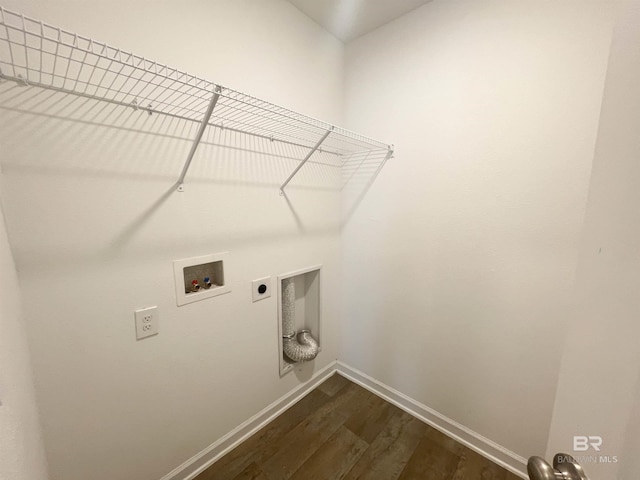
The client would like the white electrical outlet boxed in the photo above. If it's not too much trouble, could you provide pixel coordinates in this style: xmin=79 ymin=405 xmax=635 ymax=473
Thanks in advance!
xmin=134 ymin=306 xmax=159 ymax=340
xmin=252 ymin=277 xmax=272 ymax=302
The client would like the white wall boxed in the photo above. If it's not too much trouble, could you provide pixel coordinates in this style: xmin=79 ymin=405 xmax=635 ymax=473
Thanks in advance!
xmin=0 ymin=1 xmax=344 ymax=479
xmin=546 ymin=2 xmax=640 ymax=479
xmin=0 ymin=169 xmax=49 ymax=480
xmin=619 ymin=377 xmax=640 ymax=479
xmin=341 ymin=0 xmax=614 ymax=459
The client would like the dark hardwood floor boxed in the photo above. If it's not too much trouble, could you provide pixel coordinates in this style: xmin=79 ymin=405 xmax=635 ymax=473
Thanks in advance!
xmin=195 ymin=374 xmax=523 ymax=480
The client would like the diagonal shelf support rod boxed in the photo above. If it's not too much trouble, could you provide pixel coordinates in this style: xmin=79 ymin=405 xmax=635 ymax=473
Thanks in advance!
xmin=280 ymin=127 xmax=334 ymax=195
xmin=176 ymin=85 xmax=222 ymax=192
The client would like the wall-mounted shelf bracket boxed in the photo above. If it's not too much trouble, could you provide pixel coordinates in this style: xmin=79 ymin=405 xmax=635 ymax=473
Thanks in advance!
xmin=176 ymin=85 xmax=222 ymax=192
xmin=279 ymin=127 xmax=334 ymax=195
xmin=380 ymin=146 xmax=395 ymax=168
xmin=0 ymin=67 xmax=27 ymax=87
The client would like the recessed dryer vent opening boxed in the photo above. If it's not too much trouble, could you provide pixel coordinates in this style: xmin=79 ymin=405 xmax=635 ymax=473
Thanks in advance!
xmin=173 ymin=253 xmax=230 ymax=306
xmin=278 ymin=266 xmax=321 ymax=376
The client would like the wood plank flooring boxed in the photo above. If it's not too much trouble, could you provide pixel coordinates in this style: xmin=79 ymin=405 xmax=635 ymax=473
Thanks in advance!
xmin=195 ymin=374 xmax=522 ymax=480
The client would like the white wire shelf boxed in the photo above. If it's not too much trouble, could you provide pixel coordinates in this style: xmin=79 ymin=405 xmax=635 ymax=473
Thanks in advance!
xmin=0 ymin=6 xmax=393 ymax=192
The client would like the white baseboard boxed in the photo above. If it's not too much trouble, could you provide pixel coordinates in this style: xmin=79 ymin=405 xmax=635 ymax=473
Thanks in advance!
xmin=160 ymin=359 xmax=528 ymax=480
xmin=159 ymin=361 xmax=337 ymax=480
xmin=335 ymin=361 xmax=528 ymax=479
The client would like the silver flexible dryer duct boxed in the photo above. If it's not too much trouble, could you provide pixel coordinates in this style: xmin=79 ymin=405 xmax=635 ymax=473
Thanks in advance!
xmin=282 ymin=277 xmax=319 ymax=362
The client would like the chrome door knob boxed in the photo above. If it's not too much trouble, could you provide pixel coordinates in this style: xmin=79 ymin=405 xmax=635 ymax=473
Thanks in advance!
xmin=527 ymin=453 xmax=589 ymax=480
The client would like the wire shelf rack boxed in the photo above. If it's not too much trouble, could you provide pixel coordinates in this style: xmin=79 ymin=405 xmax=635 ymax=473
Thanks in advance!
xmin=0 ymin=6 xmax=393 ymax=192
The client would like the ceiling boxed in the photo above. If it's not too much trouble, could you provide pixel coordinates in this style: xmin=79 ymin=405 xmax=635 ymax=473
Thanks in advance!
xmin=286 ymin=0 xmax=432 ymax=43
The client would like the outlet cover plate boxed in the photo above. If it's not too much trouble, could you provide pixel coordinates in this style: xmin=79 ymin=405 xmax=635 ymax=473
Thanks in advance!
xmin=252 ymin=277 xmax=272 ymax=302
xmin=134 ymin=306 xmax=159 ymax=340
